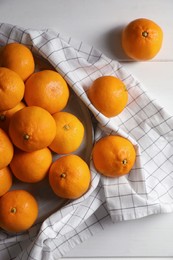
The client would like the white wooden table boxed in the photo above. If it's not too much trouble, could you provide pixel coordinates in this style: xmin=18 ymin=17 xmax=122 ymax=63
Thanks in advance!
xmin=0 ymin=0 xmax=173 ymax=258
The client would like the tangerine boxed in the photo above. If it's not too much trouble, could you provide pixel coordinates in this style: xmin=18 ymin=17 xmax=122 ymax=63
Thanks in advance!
xmin=9 ymin=106 xmax=56 ymax=152
xmin=0 ymin=167 xmax=13 ymax=197
xmin=49 ymin=112 xmax=84 ymax=154
xmin=122 ymin=18 xmax=163 ymax=60
xmin=0 ymin=102 xmax=26 ymax=133
xmin=0 ymin=67 xmax=25 ymax=111
xmin=0 ymin=46 xmax=3 ymax=65
xmin=92 ymin=135 xmax=136 ymax=178
xmin=49 ymin=154 xmax=91 ymax=199
xmin=24 ymin=70 xmax=69 ymax=114
xmin=0 ymin=128 xmax=14 ymax=170
xmin=0 ymin=42 xmax=35 ymax=81
xmin=0 ymin=190 xmax=38 ymax=233
xmin=10 ymin=148 xmax=52 ymax=183
xmin=87 ymin=76 xmax=128 ymax=117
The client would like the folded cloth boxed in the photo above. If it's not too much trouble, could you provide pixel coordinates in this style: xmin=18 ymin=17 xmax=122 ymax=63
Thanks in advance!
xmin=0 ymin=23 xmax=173 ymax=260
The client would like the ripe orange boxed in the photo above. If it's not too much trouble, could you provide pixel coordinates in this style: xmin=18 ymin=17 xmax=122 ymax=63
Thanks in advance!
xmin=0 ymin=67 xmax=25 ymax=111
xmin=24 ymin=70 xmax=69 ymax=114
xmin=0 ymin=190 xmax=38 ymax=233
xmin=10 ymin=148 xmax=52 ymax=183
xmin=9 ymin=106 xmax=56 ymax=152
xmin=0 ymin=42 xmax=35 ymax=81
xmin=122 ymin=18 xmax=163 ymax=61
xmin=0 ymin=167 xmax=13 ymax=197
xmin=0 ymin=128 xmax=14 ymax=170
xmin=0 ymin=46 xmax=3 ymax=65
xmin=87 ymin=76 xmax=128 ymax=117
xmin=49 ymin=112 xmax=84 ymax=154
xmin=92 ymin=135 xmax=136 ymax=178
xmin=0 ymin=102 xmax=26 ymax=132
xmin=49 ymin=155 xmax=91 ymax=199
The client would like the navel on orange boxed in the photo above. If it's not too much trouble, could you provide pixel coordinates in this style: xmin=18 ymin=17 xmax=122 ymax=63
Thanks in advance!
xmin=0 ymin=128 xmax=14 ymax=170
xmin=0 ymin=67 xmax=25 ymax=111
xmin=49 ymin=155 xmax=91 ymax=199
xmin=49 ymin=112 xmax=84 ymax=154
xmin=92 ymin=135 xmax=136 ymax=178
xmin=0 ymin=167 xmax=13 ymax=197
xmin=10 ymin=148 xmax=52 ymax=183
xmin=0 ymin=190 xmax=38 ymax=233
xmin=9 ymin=106 xmax=56 ymax=152
xmin=24 ymin=70 xmax=69 ymax=114
xmin=0 ymin=42 xmax=35 ymax=81
xmin=87 ymin=76 xmax=128 ymax=117
xmin=122 ymin=18 xmax=163 ymax=60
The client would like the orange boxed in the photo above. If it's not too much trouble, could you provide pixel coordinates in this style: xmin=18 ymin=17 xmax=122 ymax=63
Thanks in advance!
xmin=0 ymin=102 xmax=26 ymax=133
xmin=0 ymin=46 xmax=4 ymax=65
xmin=0 ymin=190 xmax=38 ymax=233
xmin=122 ymin=18 xmax=163 ymax=61
xmin=92 ymin=135 xmax=136 ymax=178
xmin=0 ymin=167 xmax=13 ymax=197
xmin=24 ymin=70 xmax=69 ymax=114
xmin=49 ymin=112 xmax=84 ymax=154
xmin=87 ymin=76 xmax=128 ymax=117
xmin=10 ymin=148 xmax=52 ymax=183
xmin=9 ymin=106 xmax=56 ymax=152
xmin=0 ymin=42 xmax=35 ymax=81
xmin=0 ymin=67 xmax=25 ymax=111
xmin=0 ymin=128 xmax=14 ymax=170
xmin=49 ymin=154 xmax=91 ymax=199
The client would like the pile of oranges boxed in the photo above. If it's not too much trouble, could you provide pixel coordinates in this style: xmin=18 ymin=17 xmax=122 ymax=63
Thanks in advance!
xmin=1 ymin=16 xmax=162 ymax=234
xmin=0 ymin=42 xmax=91 ymax=233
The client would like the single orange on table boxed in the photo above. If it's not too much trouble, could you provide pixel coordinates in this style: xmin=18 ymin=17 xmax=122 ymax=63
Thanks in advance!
xmin=87 ymin=76 xmax=128 ymax=118
xmin=49 ymin=154 xmax=91 ymax=199
xmin=0 ymin=128 xmax=14 ymax=170
xmin=10 ymin=147 xmax=52 ymax=183
xmin=0 ymin=67 xmax=25 ymax=111
xmin=0 ymin=42 xmax=35 ymax=81
xmin=122 ymin=18 xmax=163 ymax=61
xmin=0 ymin=102 xmax=26 ymax=132
xmin=49 ymin=112 xmax=84 ymax=154
xmin=9 ymin=106 xmax=56 ymax=152
xmin=0 ymin=167 xmax=13 ymax=197
xmin=24 ymin=70 xmax=69 ymax=114
xmin=0 ymin=190 xmax=38 ymax=233
xmin=92 ymin=135 xmax=136 ymax=178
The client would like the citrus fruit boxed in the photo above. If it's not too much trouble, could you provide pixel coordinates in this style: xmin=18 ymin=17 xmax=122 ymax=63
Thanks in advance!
xmin=0 ymin=190 xmax=38 ymax=233
xmin=0 ymin=128 xmax=14 ymax=170
xmin=49 ymin=112 xmax=84 ymax=154
xmin=10 ymin=148 xmax=52 ymax=183
xmin=0 ymin=167 xmax=13 ymax=197
xmin=0 ymin=42 xmax=35 ymax=81
xmin=0 ymin=67 xmax=25 ymax=111
xmin=92 ymin=135 xmax=136 ymax=178
xmin=24 ymin=70 xmax=69 ymax=114
xmin=9 ymin=106 xmax=56 ymax=152
xmin=0 ymin=102 xmax=26 ymax=132
xmin=122 ymin=18 xmax=163 ymax=60
xmin=87 ymin=76 xmax=128 ymax=117
xmin=49 ymin=154 xmax=91 ymax=199
xmin=0 ymin=46 xmax=4 ymax=65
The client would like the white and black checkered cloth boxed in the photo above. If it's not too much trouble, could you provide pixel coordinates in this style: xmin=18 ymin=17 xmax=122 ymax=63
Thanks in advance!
xmin=0 ymin=23 xmax=173 ymax=260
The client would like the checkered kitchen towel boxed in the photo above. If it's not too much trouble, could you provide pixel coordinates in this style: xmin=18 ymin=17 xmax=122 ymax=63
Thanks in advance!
xmin=1 ymin=23 xmax=173 ymax=260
